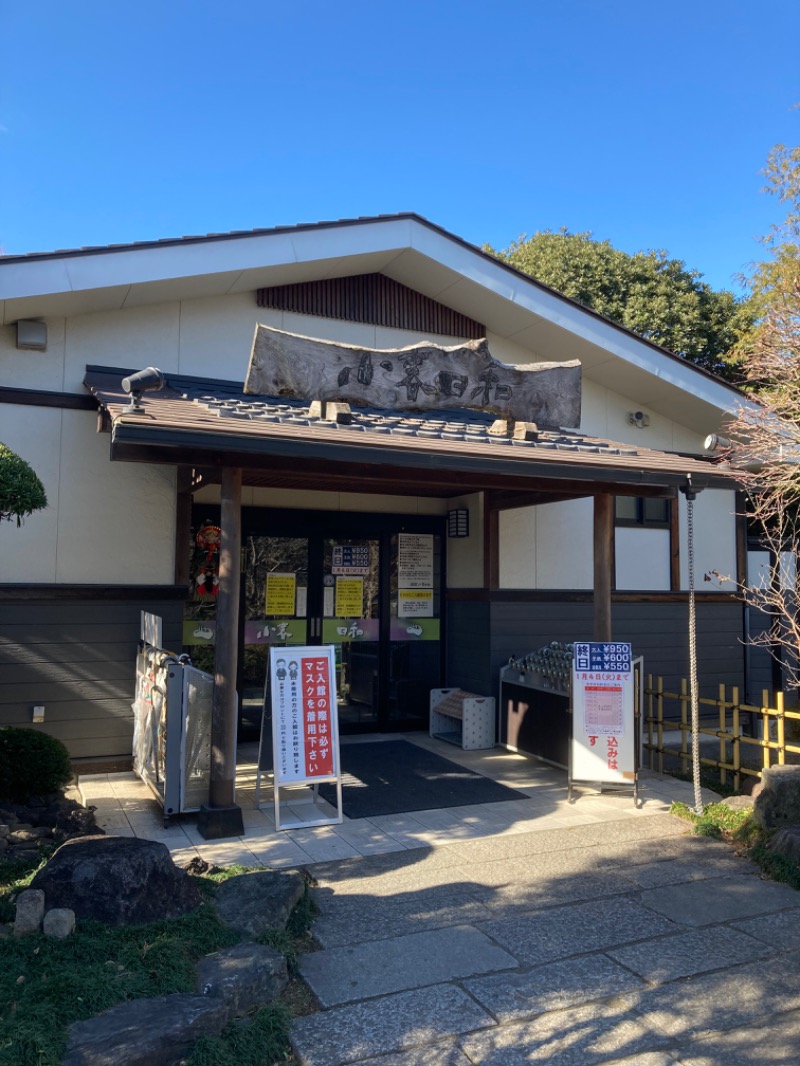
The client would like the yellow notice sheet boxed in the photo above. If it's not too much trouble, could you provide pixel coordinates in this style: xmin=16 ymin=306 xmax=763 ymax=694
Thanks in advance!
xmin=265 ymin=572 xmax=297 ymax=616
xmin=335 ymin=576 xmax=364 ymax=617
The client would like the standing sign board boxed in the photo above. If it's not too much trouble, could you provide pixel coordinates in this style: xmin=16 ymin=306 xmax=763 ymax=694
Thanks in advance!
xmin=569 ymin=642 xmax=639 ymax=805
xmin=264 ymin=645 xmax=343 ymax=830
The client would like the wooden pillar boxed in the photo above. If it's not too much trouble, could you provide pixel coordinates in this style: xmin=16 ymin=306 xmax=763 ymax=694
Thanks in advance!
xmin=483 ymin=492 xmax=499 ymax=589
xmin=593 ymin=493 xmax=614 ymax=642
xmin=199 ymin=466 xmax=244 ymax=838
xmin=174 ymin=466 xmax=193 ymax=587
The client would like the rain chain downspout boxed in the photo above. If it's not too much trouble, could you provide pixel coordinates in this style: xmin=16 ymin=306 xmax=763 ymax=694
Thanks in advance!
xmin=680 ymin=476 xmax=704 ymax=815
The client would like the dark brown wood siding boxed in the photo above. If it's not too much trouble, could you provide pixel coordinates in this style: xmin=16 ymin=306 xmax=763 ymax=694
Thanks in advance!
xmin=257 ymin=273 xmax=485 ymax=338
xmin=0 ymin=594 xmax=185 ymax=763
xmin=446 ymin=595 xmax=746 ymax=708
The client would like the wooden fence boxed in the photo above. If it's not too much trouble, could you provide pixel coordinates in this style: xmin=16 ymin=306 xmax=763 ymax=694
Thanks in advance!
xmin=642 ymin=676 xmax=800 ymax=793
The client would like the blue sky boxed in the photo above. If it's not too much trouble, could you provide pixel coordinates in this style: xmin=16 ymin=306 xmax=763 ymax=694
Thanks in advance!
xmin=2 ymin=1 xmax=798 ymax=294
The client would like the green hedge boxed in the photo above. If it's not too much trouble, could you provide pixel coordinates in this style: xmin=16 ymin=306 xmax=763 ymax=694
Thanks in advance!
xmin=0 ymin=728 xmax=73 ymax=801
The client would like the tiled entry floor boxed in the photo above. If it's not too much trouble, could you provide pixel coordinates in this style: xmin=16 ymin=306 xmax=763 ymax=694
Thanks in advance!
xmin=77 ymin=734 xmax=718 ymax=869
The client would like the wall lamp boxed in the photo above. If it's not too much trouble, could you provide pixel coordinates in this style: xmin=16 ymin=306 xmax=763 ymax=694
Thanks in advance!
xmin=704 ymin=434 xmax=731 ymax=453
xmin=447 ymin=508 xmax=470 ymax=538
xmin=121 ymin=367 xmax=166 ymax=414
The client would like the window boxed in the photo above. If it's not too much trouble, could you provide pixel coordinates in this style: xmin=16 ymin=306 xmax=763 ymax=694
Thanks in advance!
xmin=615 ymin=497 xmax=670 ymax=528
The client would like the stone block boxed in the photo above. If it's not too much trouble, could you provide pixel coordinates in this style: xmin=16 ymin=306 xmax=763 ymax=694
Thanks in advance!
xmin=753 ymin=764 xmax=800 ymax=829
xmin=638 ymin=875 xmax=800 ymax=926
xmin=196 ymin=942 xmax=288 ymax=1015
xmin=767 ymin=825 xmax=800 ymax=863
xmin=290 ymin=984 xmax=494 ymax=1066
xmin=214 ymin=869 xmax=305 ymax=937
xmin=30 ymin=836 xmax=202 ymax=926
xmin=300 ymin=925 xmax=516 ymax=1007
xmin=43 ymin=908 xmax=75 ymax=938
xmin=63 ymin=992 xmax=230 ymax=1066
xmin=13 ymin=889 xmax=44 ymax=936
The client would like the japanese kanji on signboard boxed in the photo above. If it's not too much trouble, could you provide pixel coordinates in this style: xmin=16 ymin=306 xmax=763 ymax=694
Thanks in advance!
xmin=570 ymin=642 xmax=636 ymax=786
xmin=269 ymin=645 xmax=340 ymax=786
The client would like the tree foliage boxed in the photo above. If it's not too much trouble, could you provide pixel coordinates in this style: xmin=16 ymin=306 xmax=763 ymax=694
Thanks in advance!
xmin=723 ymin=136 xmax=800 ymax=688
xmin=484 ymin=229 xmax=753 ymax=381
xmin=0 ymin=443 xmax=48 ymax=526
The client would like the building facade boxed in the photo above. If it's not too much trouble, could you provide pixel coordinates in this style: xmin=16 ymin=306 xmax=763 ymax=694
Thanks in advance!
xmin=0 ymin=215 xmax=746 ymax=766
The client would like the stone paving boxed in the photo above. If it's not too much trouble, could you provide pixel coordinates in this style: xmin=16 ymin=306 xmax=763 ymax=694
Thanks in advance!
xmin=293 ymin=815 xmax=800 ymax=1065
xmin=75 ymin=735 xmax=800 ymax=1065
xmin=77 ymin=734 xmax=716 ymax=868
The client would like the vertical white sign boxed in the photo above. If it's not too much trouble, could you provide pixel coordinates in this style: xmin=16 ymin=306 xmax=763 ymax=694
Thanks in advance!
xmin=270 ymin=645 xmax=340 ymax=785
xmin=570 ymin=642 xmax=635 ymax=785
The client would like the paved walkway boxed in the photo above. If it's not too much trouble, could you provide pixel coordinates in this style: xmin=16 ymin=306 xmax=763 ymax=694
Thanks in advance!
xmin=76 ymin=736 xmax=800 ymax=1064
xmin=77 ymin=734 xmax=717 ymax=868
xmin=292 ymin=813 xmax=800 ymax=1066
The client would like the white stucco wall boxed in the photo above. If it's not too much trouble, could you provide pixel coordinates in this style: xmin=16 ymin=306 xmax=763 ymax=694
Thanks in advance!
xmin=499 ymin=498 xmax=594 ymax=589
xmin=615 ymin=528 xmax=671 ymax=590
xmin=0 ymin=290 xmax=736 ymax=594
xmin=1 ymin=405 xmax=176 ymax=583
xmin=444 ymin=494 xmax=484 ymax=588
xmin=679 ymin=489 xmax=738 ymax=592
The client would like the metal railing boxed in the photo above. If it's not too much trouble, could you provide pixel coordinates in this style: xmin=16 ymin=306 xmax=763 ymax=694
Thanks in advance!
xmin=643 ymin=676 xmax=800 ymax=793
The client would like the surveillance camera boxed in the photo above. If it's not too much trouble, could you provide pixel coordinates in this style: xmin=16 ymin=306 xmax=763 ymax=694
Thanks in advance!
xmin=627 ymin=411 xmax=650 ymax=428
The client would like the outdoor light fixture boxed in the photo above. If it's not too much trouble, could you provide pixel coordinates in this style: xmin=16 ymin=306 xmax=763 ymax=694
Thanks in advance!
xmin=121 ymin=367 xmax=166 ymax=414
xmin=447 ymin=508 xmax=469 ymax=538
xmin=704 ymin=434 xmax=731 ymax=452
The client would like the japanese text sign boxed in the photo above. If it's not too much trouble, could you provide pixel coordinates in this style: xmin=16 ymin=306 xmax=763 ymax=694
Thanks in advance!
xmin=269 ymin=645 xmax=339 ymax=785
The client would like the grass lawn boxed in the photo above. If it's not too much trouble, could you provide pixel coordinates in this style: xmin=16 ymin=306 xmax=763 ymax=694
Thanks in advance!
xmin=0 ymin=853 xmax=319 ymax=1066
xmin=671 ymin=800 xmax=800 ymax=891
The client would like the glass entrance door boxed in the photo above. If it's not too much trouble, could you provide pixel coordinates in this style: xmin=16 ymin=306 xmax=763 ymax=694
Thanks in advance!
xmin=185 ymin=509 xmax=444 ymax=736
xmin=321 ymin=537 xmax=381 ymax=728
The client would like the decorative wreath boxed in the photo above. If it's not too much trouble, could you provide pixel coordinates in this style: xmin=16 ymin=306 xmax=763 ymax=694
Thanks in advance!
xmin=196 ymin=524 xmax=221 ymax=553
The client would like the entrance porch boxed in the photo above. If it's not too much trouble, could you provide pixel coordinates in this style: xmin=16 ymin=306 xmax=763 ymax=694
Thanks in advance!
xmin=77 ymin=735 xmax=717 ymax=868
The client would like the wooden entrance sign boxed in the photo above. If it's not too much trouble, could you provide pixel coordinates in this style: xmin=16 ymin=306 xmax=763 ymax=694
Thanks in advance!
xmin=246 ymin=326 xmax=581 ymax=430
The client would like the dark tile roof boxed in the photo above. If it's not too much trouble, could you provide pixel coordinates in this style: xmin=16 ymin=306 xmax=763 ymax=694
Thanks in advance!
xmin=83 ymin=366 xmax=736 ymax=494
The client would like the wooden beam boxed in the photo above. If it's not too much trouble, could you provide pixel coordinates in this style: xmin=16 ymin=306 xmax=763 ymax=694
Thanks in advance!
xmin=593 ymin=493 xmax=614 ymax=641
xmin=735 ymin=490 xmax=748 ymax=590
xmin=484 ymin=494 xmax=499 ymax=589
xmin=669 ymin=495 xmax=681 ymax=592
xmin=207 ymin=467 xmax=243 ymax=821
xmin=174 ymin=466 xmax=193 ymax=586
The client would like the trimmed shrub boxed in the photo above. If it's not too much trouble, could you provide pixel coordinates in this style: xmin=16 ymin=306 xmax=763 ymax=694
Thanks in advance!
xmin=0 ymin=727 xmax=73 ymax=801
xmin=0 ymin=442 xmax=48 ymax=526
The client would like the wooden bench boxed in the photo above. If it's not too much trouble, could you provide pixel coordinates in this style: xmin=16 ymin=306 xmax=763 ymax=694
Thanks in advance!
xmin=429 ymin=688 xmax=496 ymax=750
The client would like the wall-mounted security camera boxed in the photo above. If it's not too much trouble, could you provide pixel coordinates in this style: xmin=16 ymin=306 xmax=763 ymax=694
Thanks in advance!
xmin=627 ymin=411 xmax=650 ymax=428
xmin=121 ymin=367 xmax=166 ymax=414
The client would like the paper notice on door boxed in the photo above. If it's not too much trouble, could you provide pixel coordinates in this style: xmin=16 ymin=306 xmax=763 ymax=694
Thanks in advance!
xmin=398 ymin=588 xmax=434 ymax=617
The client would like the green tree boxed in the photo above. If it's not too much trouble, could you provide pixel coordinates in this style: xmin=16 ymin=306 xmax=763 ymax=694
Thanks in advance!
xmin=0 ymin=443 xmax=47 ymax=525
xmin=485 ymin=229 xmax=753 ymax=381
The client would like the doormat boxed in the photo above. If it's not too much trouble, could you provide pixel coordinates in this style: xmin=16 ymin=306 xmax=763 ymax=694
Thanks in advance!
xmin=318 ymin=740 xmax=526 ymax=820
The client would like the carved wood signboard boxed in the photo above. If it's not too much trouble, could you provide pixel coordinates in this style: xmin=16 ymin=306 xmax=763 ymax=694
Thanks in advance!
xmin=245 ymin=326 xmax=581 ymax=429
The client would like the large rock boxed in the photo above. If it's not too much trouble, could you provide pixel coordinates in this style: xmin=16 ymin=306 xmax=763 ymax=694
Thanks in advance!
xmin=63 ymin=993 xmax=230 ymax=1066
xmin=768 ymin=826 xmax=800 ymax=864
xmin=43 ymin=907 xmax=75 ymax=938
xmin=214 ymin=869 xmax=305 ymax=937
xmin=30 ymin=836 xmax=202 ymax=926
xmin=13 ymin=888 xmax=45 ymax=936
xmin=196 ymin=942 xmax=288 ymax=1015
xmin=754 ymin=765 xmax=800 ymax=830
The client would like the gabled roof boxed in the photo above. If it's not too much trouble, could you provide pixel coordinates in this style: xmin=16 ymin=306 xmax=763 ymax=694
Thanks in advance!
xmin=84 ymin=365 xmax=737 ymax=497
xmin=1 ymin=213 xmax=744 ymax=433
